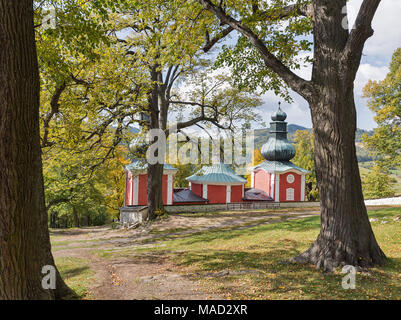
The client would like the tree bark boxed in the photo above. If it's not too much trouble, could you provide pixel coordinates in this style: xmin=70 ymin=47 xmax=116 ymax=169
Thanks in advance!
xmin=0 ymin=0 xmax=73 ymax=299
xmin=293 ymin=89 xmax=386 ymax=270
xmin=146 ymin=67 xmax=165 ymax=220
xmin=291 ymin=0 xmax=385 ymax=270
xmin=72 ymin=207 xmax=80 ymax=228
xmin=147 ymin=163 xmax=164 ymax=220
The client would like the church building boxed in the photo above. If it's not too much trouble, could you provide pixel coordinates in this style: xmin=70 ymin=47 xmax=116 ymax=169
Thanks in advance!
xmin=186 ymin=163 xmax=247 ymax=204
xmin=250 ymin=106 xmax=310 ymax=202
xmin=122 ymin=105 xmax=310 ymax=208
xmin=124 ymin=160 xmax=178 ymax=206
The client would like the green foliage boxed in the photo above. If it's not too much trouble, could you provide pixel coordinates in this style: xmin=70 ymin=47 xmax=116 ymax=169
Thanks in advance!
xmin=173 ymin=163 xmax=197 ymax=188
xmin=35 ymin=1 xmax=147 ymax=228
xmin=362 ymin=164 xmax=395 ymax=199
xmin=363 ymin=48 xmax=401 ymax=169
xmin=355 ymin=128 xmax=373 ymax=143
xmin=36 ymin=0 xmax=264 ymax=226
xmin=44 ymin=141 xmax=129 ymax=228
xmin=291 ymin=130 xmax=317 ymax=201
xmin=213 ymin=0 xmax=313 ymax=101
xmin=356 ymin=145 xmax=375 ymax=162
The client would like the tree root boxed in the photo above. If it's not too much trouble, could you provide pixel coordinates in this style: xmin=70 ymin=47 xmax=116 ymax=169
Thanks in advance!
xmin=286 ymin=238 xmax=387 ymax=272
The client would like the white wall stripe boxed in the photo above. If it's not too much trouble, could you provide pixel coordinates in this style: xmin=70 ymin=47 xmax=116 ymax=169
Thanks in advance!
xmin=301 ymin=174 xmax=306 ymax=202
xmin=226 ymin=185 xmax=231 ymax=203
xmin=203 ymin=184 xmax=208 ymax=199
xmin=133 ymin=175 xmax=139 ymax=206
xmin=167 ymin=174 xmax=173 ymax=205
xmin=270 ymin=174 xmax=275 ymax=199
xmin=275 ymin=174 xmax=280 ymax=202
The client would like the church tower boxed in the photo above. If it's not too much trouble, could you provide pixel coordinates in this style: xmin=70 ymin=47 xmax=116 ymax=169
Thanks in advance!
xmin=251 ymin=105 xmax=310 ymax=202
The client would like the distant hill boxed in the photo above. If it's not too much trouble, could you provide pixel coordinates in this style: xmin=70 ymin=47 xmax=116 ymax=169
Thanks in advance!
xmin=288 ymin=124 xmax=310 ymax=134
xmin=254 ymin=124 xmax=374 ymax=163
xmin=254 ymin=124 xmax=309 ymax=149
xmin=355 ymin=128 xmax=373 ymax=143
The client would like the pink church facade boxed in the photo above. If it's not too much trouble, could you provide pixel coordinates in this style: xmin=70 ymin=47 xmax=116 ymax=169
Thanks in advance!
xmin=251 ymin=168 xmax=307 ymax=202
xmin=124 ymin=162 xmax=177 ymax=206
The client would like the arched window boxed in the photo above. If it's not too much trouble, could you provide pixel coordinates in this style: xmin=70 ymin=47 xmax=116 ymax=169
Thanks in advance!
xmin=286 ymin=188 xmax=294 ymax=201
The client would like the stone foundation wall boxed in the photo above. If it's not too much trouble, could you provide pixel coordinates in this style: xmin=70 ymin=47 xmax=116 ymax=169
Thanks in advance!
xmin=119 ymin=206 xmax=148 ymax=226
xmin=165 ymin=204 xmax=228 ymax=213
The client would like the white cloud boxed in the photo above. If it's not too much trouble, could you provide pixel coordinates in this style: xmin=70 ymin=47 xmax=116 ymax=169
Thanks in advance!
xmin=355 ymin=64 xmax=389 ymax=97
xmin=351 ymin=0 xmax=401 ymax=60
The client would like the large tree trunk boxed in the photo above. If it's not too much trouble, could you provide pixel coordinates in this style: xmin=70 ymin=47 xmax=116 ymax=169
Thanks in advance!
xmin=292 ymin=0 xmax=386 ymax=270
xmin=0 ymin=0 xmax=72 ymax=299
xmin=146 ymin=67 xmax=166 ymax=220
xmin=294 ymin=88 xmax=386 ymax=270
xmin=147 ymin=163 xmax=164 ymax=220
xmin=72 ymin=207 xmax=80 ymax=228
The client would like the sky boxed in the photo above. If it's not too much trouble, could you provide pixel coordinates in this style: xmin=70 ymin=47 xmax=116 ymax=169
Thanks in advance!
xmin=202 ymin=0 xmax=401 ymax=131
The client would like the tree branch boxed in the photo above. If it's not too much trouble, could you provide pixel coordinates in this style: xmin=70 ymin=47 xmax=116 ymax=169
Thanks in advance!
xmin=166 ymin=99 xmax=230 ymax=136
xmin=259 ymin=3 xmax=311 ymax=20
xmin=342 ymin=0 xmax=381 ymax=79
xmin=203 ymin=26 xmax=234 ymax=52
xmin=41 ymin=82 xmax=66 ymax=148
xmin=197 ymin=0 xmax=315 ymax=100
xmin=202 ymin=3 xmax=311 ymax=53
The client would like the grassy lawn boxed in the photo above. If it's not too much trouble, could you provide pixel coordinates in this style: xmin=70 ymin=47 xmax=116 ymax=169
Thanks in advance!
xmin=54 ymin=257 xmax=95 ymax=299
xmin=121 ymin=207 xmax=401 ymax=300
xmin=54 ymin=207 xmax=401 ymax=300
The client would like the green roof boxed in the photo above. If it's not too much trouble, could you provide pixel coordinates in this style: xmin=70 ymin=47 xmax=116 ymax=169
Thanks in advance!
xmin=261 ymin=136 xmax=296 ymax=161
xmin=125 ymin=159 xmax=177 ymax=172
xmin=252 ymin=161 xmax=310 ymax=174
xmin=186 ymin=163 xmax=247 ymax=184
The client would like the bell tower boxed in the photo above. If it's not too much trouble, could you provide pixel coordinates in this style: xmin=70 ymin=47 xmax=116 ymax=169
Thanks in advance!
xmin=261 ymin=103 xmax=296 ymax=161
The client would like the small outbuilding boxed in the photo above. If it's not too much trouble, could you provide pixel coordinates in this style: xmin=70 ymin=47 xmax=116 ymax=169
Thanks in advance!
xmin=186 ymin=163 xmax=247 ymax=204
xmin=124 ymin=159 xmax=178 ymax=206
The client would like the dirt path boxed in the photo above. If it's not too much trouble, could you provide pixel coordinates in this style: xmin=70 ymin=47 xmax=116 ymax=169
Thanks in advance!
xmin=52 ymin=209 xmax=319 ymax=300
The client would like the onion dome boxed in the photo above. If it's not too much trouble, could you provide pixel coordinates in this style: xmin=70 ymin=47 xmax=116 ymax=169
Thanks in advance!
xmin=261 ymin=105 xmax=296 ymax=161
xmin=271 ymin=106 xmax=287 ymax=121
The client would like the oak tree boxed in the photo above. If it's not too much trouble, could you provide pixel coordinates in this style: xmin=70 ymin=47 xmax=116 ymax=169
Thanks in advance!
xmin=198 ymin=0 xmax=386 ymax=270
xmin=0 ymin=0 xmax=72 ymax=299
